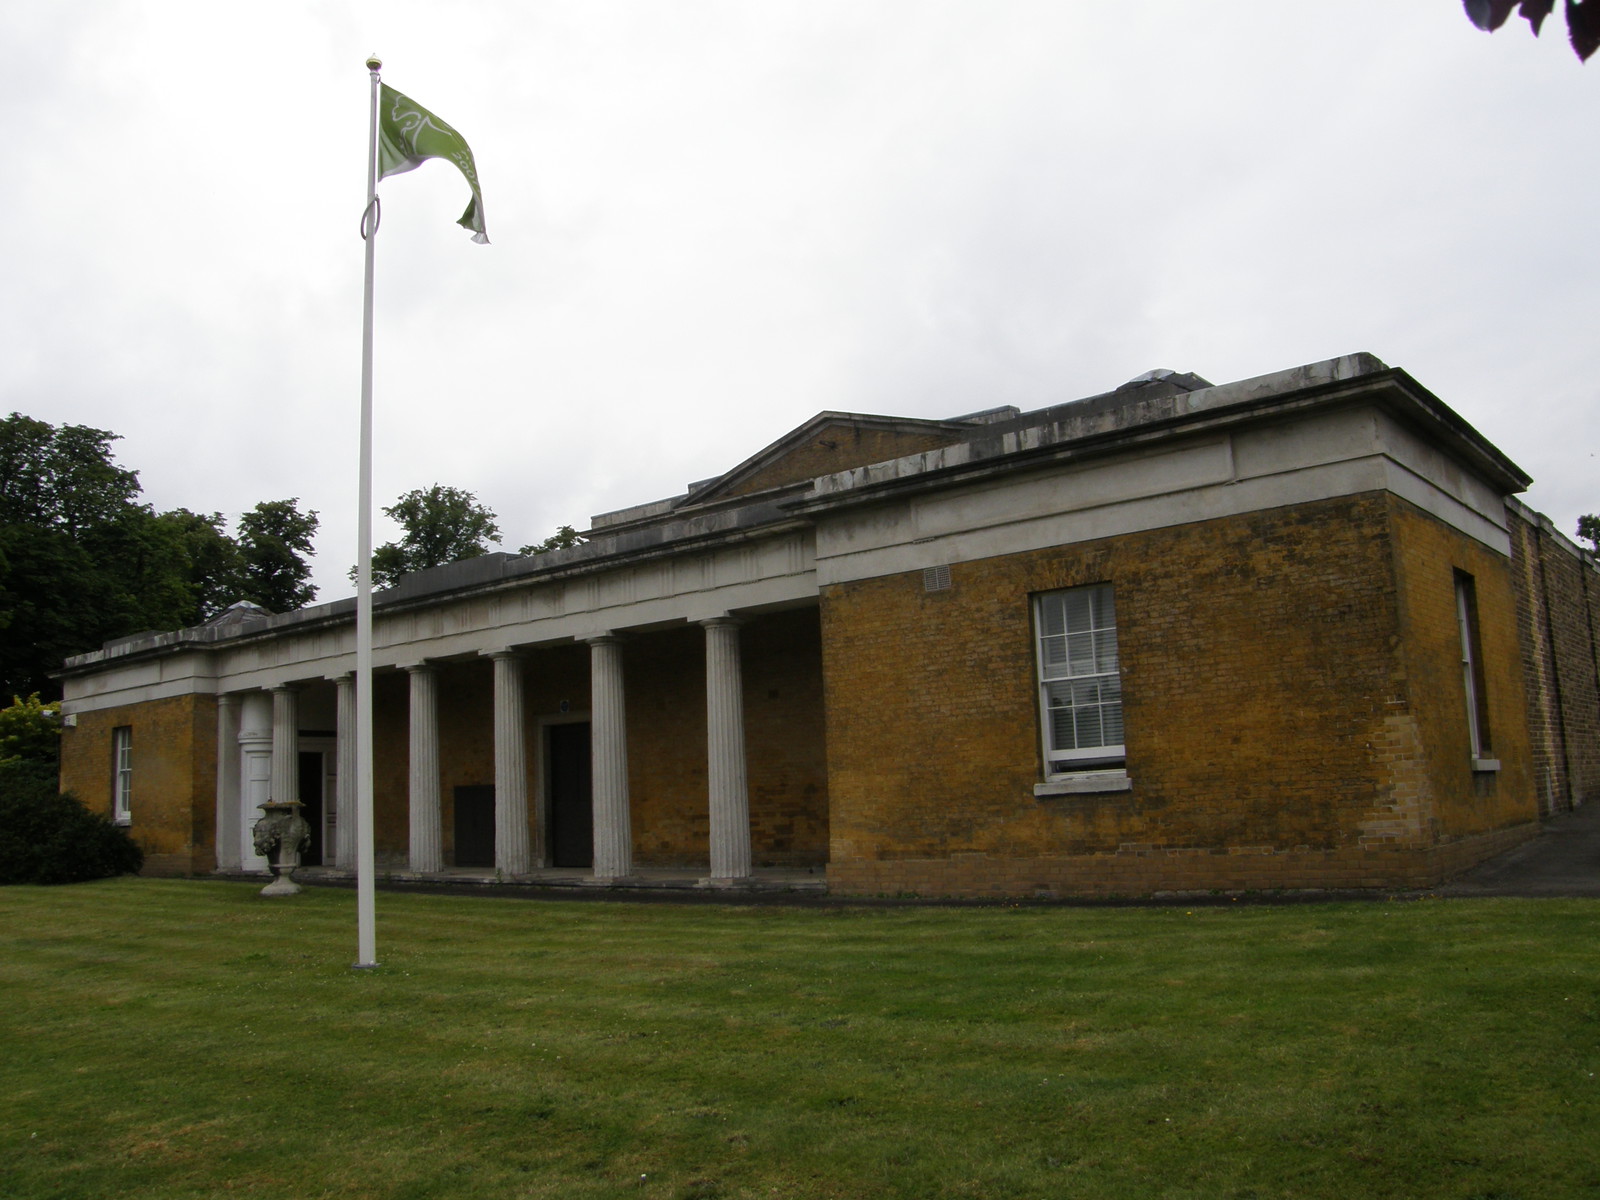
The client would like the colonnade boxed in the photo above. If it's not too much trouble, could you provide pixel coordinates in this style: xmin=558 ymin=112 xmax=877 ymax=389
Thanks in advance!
xmin=215 ymin=618 xmax=754 ymax=883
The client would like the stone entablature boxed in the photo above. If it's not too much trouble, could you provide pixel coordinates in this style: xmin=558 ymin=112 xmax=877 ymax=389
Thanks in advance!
xmin=61 ymin=353 xmax=1524 ymax=718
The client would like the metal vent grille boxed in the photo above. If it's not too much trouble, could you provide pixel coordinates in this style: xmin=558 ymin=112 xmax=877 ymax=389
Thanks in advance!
xmin=923 ymin=564 xmax=951 ymax=592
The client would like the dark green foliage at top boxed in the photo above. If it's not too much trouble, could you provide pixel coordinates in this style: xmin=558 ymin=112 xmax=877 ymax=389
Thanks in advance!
xmin=0 ymin=414 xmax=141 ymax=532
xmin=236 ymin=498 xmax=319 ymax=613
xmin=157 ymin=508 xmax=246 ymax=620
xmin=0 ymin=414 xmax=321 ymax=699
xmin=0 ymin=694 xmax=60 ymax=767
xmin=0 ymin=413 xmax=185 ymax=699
xmin=0 ymin=760 xmax=142 ymax=884
xmin=1578 ymin=513 xmax=1598 ymax=552
xmin=364 ymin=484 xmax=502 ymax=588
xmin=518 ymin=523 xmax=587 ymax=556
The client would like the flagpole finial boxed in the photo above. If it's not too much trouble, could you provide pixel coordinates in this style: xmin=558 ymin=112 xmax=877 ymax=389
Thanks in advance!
xmin=366 ymin=54 xmax=382 ymax=72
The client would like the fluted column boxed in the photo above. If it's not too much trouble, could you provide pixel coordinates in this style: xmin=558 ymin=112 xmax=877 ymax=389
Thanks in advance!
xmin=587 ymin=635 xmax=632 ymax=880
xmin=490 ymin=651 xmax=531 ymax=876
xmin=238 ymin=692 xmax=273 ymax=872
xmin=406 ymin=663 xmax=443 ymax=874
xmin=334 ymin=674 xmax=357 ymax=869
xmin=702 ymin=617 xmax=752 ymax=883
xmin=215 ymin=694 xmax=242 ymax=872
xmin=269 ymin=685 xmax=300 ymax=809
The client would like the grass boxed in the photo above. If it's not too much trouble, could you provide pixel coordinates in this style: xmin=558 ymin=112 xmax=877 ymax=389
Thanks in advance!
xmin=1 ymin=881 xmax=1597 ymax=1199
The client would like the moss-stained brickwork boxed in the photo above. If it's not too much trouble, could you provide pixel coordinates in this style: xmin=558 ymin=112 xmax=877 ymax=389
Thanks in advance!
xmin=1507 ymin=504 xmax=1600 ymax=816
xmin=623 ymin=609 xmax=829 ymax=867
xmin=821 ymin=492 xmax=1537 ymax=897
xmin=371 ymin=669 xmax=412 ymax=867
xmin=1387 ymin=498 xmax=1534 ymax=843
xmin=58 ymin=694 xmax=217 ymax=876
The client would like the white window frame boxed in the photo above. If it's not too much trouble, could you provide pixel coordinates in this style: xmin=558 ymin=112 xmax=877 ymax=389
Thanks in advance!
xmin=111 ymin=726 xmax=133 ymax=825
xmin=1034 ymin=584 xmax=1126 ymax=785
xmin=1454 ymin=572 xmax=1499 ymax=773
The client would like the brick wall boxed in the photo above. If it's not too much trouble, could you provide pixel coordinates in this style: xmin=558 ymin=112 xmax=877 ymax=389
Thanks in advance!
xmin=820 ymin=492 xmax=1537 ymax=897
xmin=437 ymin=657 xmax=495 ymax=865
xmin=1386 ymin=499 xmax=1535 ymax=841
xmin=740 ymin=608 xmax=830 ymax=866
xmin=725 ymin=424 xmax=961 ymax=498
xmin=58 ymin=694 xmax=217 ymax=875
xmin=621 ymin=609 xmax=829 ymax=867
xmin=371 ymin=669 xmax=411 ymax=866
xmin=1507 ymin=502 xmax=1600 ymax=815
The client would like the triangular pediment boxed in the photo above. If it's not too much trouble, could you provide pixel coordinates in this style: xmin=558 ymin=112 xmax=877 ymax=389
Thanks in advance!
xmin=681 ymin=412 xmax=977 ymax=507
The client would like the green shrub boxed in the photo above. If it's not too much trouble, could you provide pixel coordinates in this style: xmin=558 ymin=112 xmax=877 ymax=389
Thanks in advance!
xmin=0 ymin=760 xmax=143 ymax=884
xmin=0 ymin=693 xmax=61 ymax=767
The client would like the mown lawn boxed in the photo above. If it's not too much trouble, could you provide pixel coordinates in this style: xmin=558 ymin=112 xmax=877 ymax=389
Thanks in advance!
xmin=1 ymin=879 xmax=1597 ymax=1200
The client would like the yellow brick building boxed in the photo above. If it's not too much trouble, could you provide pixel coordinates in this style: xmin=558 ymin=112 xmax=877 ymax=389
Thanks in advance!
xmin=56 ymin=354 xmax=1600 ymax=897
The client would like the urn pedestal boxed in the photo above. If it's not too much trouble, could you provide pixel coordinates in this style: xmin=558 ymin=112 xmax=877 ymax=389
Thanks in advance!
xmin=251 ymin=800 xmax=310 ymax=897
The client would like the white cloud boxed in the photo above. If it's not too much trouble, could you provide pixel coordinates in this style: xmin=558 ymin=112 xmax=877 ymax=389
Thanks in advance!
xmin=2 ymin=0 xmax=1594 ymax=600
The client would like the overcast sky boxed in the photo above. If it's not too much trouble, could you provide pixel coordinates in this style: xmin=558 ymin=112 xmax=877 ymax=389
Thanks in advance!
xmin=2 ymin=2 xmax=1595 ymax=602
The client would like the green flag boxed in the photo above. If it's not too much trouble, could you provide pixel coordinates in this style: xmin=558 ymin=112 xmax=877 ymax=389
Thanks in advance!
xmin=377 ymin=83 xmax=488 ymax=244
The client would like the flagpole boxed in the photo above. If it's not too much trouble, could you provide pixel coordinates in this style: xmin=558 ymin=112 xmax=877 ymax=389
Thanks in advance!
xmin=354 ymin=54 xmax=382 ymax=969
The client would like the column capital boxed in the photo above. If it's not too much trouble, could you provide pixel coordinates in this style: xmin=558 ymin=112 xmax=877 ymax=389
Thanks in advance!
xmin=480 ymin=647 xmax=520 ymax=661
xmin=582 ymin=631 xmax=625 ymax=647
xmin=698 ymin=613 xmax=744 ymax=630
xmin=399 ymin=659 xmax=435 ymax=675
xmin=268 ymin=682 xmax=301 ymax=695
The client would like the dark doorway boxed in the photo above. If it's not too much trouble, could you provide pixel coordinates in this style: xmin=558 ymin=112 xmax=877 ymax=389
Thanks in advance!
xmin=454 ymin=785 xmax=495 ymax=868
xmin=547 ymin=722 xmax=592 ymax=868
xmin=297 ymin=751 xmax=324 ymax=866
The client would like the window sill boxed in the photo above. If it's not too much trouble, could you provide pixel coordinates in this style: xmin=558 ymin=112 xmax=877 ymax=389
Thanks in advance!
xmin=1035 ymin=771 xmax=1132 ymax=797
xmin=1471 ymin=758 xmax=1501 ymax=774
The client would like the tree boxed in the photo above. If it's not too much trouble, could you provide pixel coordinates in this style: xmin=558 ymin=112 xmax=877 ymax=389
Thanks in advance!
xmin=0 ymin=694 xmax=60 ymax=767
xmin=237 ymin=499 xmax=319 ymax=613
xmin=519 ymin=524 xmax=587 ymax=556
xmin=0 ymin=414 xmax=192 ymax=699
xmin=1578 ymin=514 xmax=1599 ymax=552
xmin=155 ymin=508 xmax=247 ymax=623
xmin=0 ymin=414 xmax=322 ymax=698
xmin=1464 ymin=0 xmax=1600 ymax=61
xmin=364 ymin=485 xmax=502 ymax=588
xmin=0 ymin=413 xmax=141 ymax=533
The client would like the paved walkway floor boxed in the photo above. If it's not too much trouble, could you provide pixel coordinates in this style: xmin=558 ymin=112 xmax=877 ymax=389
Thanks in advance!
xmin=1435 ymin=800 xmax=1600 ymax=897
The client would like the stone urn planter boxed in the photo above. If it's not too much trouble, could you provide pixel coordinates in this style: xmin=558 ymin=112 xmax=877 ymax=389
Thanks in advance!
xmin=251 ymin=800 xmax=311 ymax=896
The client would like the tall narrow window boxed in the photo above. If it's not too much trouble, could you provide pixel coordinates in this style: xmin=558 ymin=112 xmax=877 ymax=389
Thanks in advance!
xmin=1036 ymin=585 xmax=1124 ymax=776
xmin=111 ymin=726 xmax=133 ymax=824
xmin=1454 ymin=572 xmax=1495 ymax=768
